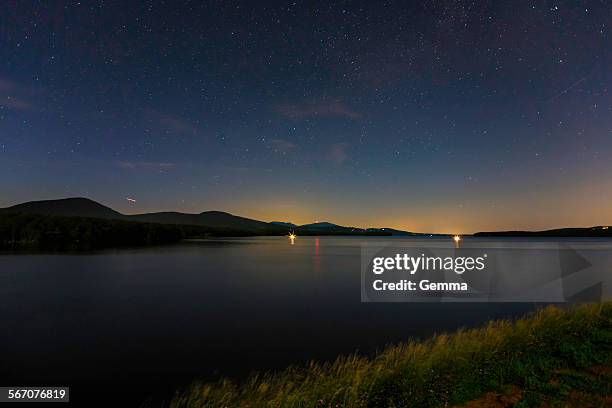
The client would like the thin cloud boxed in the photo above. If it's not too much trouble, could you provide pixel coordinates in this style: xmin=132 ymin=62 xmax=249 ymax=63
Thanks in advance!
xmin=1 ymin=95 xmax=32 ymax=110
xmin=0 ymin=78 xmax=34 ymax=111
xmin=328 ymin=142 xmax=350 ymax=164
xmin=0 ymin=79 xmax=17 ymax=92
xmin=142 ymin=108 xmax=201 ymax=135
xmin=278 ymin=101 xmax=360 ymax=120
xmin=269 ymin=138 xmax=297 ymax=154
xmin=117 ymin=161 xmax=177 ymax=170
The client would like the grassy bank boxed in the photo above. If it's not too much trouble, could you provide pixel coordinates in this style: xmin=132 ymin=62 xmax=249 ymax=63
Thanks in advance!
xmin=170 ymin=302 xmax=612 ymax=407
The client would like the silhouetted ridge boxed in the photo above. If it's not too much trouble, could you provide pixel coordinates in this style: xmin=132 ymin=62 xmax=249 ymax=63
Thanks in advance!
xmin=0 ymin=197 xmax=433 ymax=237
xmin=131 ymin=210 xmax=280 ymax=233
xmin=1 ymin=197 xmax=122 ymax=219
xmin=474 ymin=226 xmax=612 ymax=237
xmin=270 ymin=221 xmax=297 ymax=229
xmin=300 ymin=222 xmax=340 ymax=229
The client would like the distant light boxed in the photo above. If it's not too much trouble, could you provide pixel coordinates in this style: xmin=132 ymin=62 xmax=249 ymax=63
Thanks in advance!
xmin=288 ymin=232 xmax=296 ymax=244
xmin=453 ymin=235 xmax=462 ymax=243
xmin=603 ymin=226 xmax=609 ymax=230
xmin=126 ymin=197 xmax=136 ymax=203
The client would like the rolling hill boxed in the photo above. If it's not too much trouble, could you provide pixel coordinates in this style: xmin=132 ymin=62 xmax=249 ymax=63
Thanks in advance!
xmin=296 ymin=222 xmax=419 ymax=236
xmin=474 ymin=226 xmax=612 ymax=237
xmin=0 ymin=197 xmax=123 ymax=219
xmin=7 ymin=198 xmax=608 ymax=238
xmin=0 ymin=198 xmax=285 ymax=235
xmin=0 ymin=197 xmax=422 ymax=236
xmin=270 ymin=221 xmax=297 ymax=229
xmin=297 ymin=222 xmax=368 ymax=235
xmin=129 ymin=211 xmax=283 ymax=234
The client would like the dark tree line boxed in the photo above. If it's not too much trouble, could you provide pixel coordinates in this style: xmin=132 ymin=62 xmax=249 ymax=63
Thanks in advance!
xmin=0 ymin=212 xmax=293 ymax=250
xmin=0 ymin=213 xmax=194 ymax=250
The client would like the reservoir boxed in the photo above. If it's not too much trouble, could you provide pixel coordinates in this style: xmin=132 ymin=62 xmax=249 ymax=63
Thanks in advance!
xmin=0 ymin=236 xmax=567 ymax=406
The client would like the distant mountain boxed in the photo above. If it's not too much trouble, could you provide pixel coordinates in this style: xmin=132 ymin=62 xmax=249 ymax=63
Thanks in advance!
xmin=0 ymin=197 xmax=122 ymax=219
xmin=474 ymin=226 xmax=612 ymax=237
xmin=0 ymin=197 xmax=434 ymax=237
xmin=366 ymin=228 xmax=419 ymax=236
xmin=300 ymin=222 xmax=341 ymax=229
xmin=270 ymin=221 xmax=420 ymax=235
xmin=0 ymin=198 xmax=284 ymax=235
xmin=270 ymin=221 xmax=297 ymax=229
xmin=296 ymin=222 xmax=420 ymax=236
xmin=129 ymin=211 xmax=283 ymax=234
xmin=298 ymin=222 xmax=364 ymax=234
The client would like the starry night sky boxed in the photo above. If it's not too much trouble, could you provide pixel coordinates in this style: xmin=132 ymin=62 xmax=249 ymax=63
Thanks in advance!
xmin=0 ymin=1 xmax=610 ymax=233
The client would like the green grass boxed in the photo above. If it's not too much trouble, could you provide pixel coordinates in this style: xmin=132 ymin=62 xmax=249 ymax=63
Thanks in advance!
xmin=170 ymin=303 xmax=612 ymax=408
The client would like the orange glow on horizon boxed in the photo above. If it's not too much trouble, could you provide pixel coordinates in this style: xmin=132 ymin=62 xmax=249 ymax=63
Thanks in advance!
xmin=122 ymin=182 xmax=612 ymax=235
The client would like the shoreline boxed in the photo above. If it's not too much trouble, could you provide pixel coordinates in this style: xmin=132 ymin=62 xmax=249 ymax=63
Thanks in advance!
xmin=169 ymin=302 xmax=612 ymax=408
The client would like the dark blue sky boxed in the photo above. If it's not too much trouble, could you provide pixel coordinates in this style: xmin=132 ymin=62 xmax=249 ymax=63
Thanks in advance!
xmin=1 ymin=1 xmax=610 ymax=232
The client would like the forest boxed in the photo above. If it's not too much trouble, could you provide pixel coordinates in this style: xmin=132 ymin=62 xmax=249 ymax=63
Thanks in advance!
xmin=0 ymin=213 xmax=203 ymax=250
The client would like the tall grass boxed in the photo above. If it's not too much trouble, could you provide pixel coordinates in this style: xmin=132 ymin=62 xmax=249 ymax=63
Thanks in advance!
xmin=170 ymin=303 xmax=612 ymax=407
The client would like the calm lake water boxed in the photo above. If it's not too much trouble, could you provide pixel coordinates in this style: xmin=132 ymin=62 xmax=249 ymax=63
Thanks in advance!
xmin=0 ymin=237 xmax=547 ymax=406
